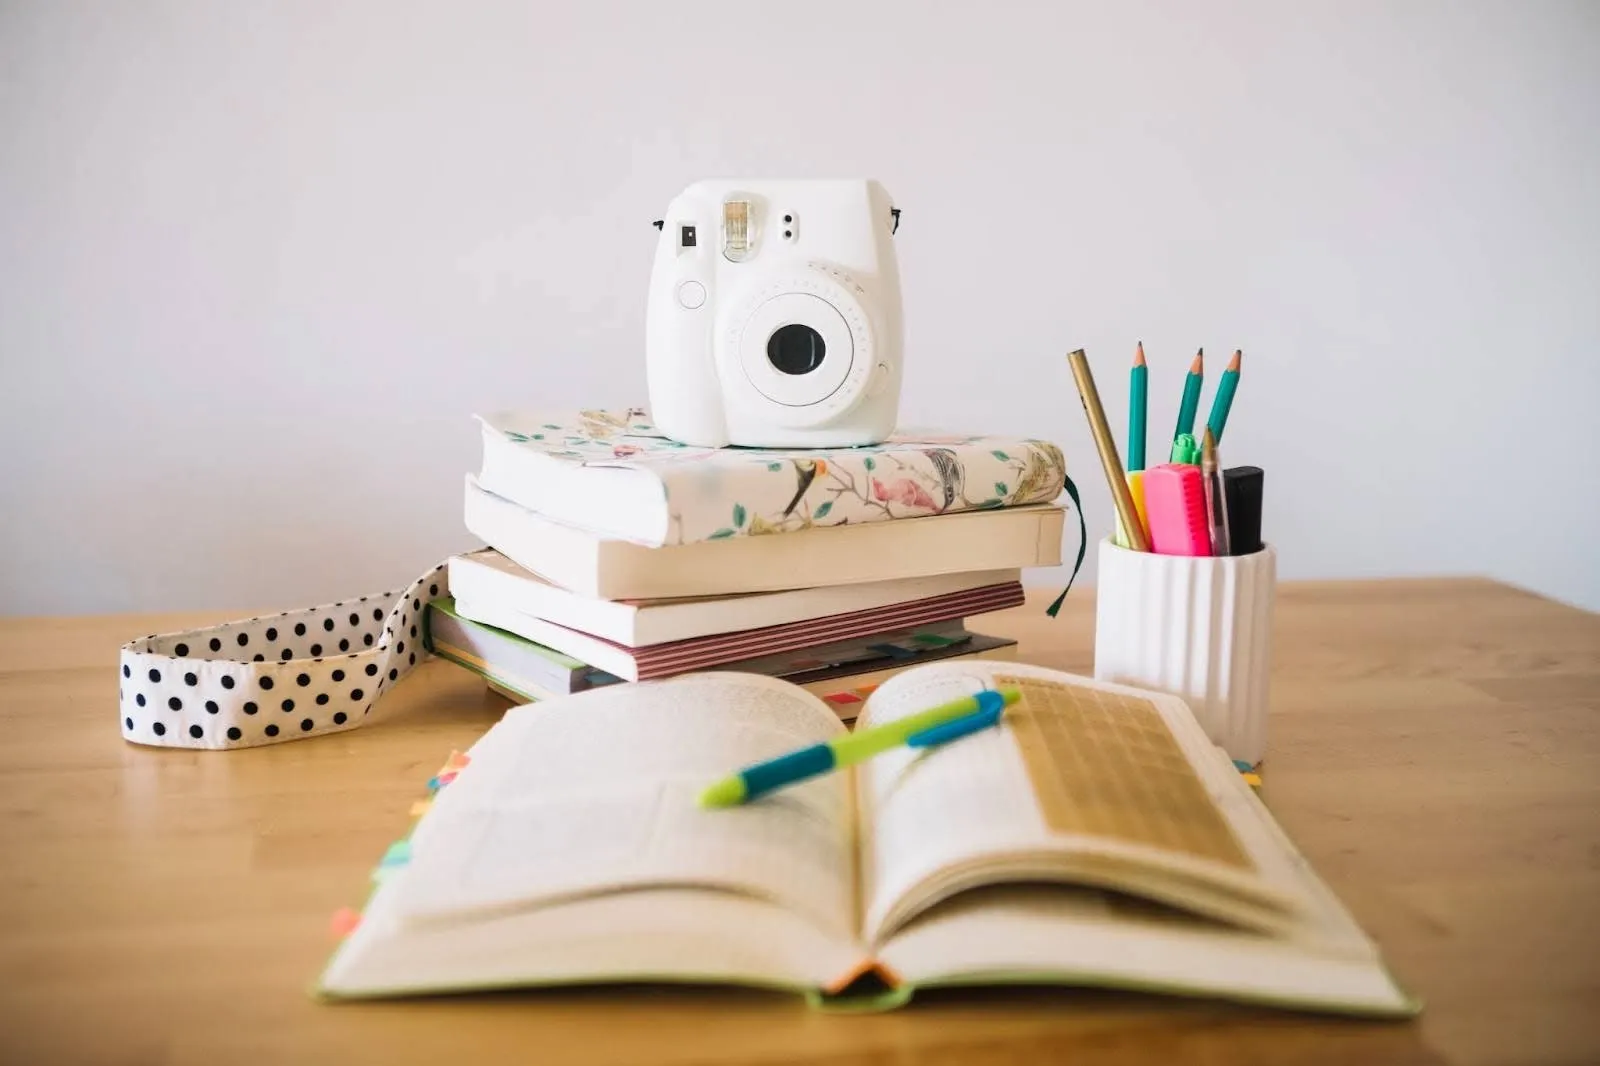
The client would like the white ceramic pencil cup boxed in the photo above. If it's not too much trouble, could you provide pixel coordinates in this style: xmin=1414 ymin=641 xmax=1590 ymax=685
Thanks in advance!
xmin=1093 ymin=538 xmax=1277 ymax=768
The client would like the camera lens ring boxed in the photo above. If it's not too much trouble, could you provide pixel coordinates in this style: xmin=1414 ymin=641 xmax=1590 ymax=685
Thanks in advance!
xmin=720 ymin=269 xmax=876 ymax=426
xmin=736 ymin=292 xmax=852 ymax=408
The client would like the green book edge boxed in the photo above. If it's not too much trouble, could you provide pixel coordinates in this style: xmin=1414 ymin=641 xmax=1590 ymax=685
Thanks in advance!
xmin=424 ymin=596 xmax=591 ymax=673
xmin=429 ymin=644 xmax=547 ymax=704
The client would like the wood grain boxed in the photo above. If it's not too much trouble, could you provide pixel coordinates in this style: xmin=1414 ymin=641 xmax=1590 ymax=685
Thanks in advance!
xmin=1 ymin=578 xmax=1597 ymax=1066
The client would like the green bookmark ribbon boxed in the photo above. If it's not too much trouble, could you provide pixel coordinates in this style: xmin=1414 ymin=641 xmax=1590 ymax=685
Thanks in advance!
xmin=1045 ymin=474 xmax=1087 ymax=618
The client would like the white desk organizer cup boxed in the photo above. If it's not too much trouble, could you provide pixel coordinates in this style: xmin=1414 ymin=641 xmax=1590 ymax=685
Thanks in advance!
xmin=1092 ymin=537 xmax=1276 ymax=767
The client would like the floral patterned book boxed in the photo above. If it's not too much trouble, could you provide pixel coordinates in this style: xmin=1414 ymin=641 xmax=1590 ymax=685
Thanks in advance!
xmin=474 ymin=409 xmax=1068 ymax=548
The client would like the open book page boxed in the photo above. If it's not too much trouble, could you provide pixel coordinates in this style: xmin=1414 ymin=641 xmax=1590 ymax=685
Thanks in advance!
xmin=387 ymin=673 xmax=858 ymax=943
xmin=852 ymin=662 xmax=1326 ymax=946
xmin=320 ymin=882 xmax=866 ymax=998
xmin=872 ymin=752 xmax=1411 ymax=1013
xmin=874 ymin=883 xmax=1413 ymax=1016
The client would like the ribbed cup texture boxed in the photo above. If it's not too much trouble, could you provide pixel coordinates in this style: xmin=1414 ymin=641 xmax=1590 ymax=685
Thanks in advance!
xmin=1093 ymin=539 xmax=1276 ymax=766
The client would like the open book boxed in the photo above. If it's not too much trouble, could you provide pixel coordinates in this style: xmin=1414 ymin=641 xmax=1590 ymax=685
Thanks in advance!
xmin=316 ymin=662 xmax=1417 ymax=1016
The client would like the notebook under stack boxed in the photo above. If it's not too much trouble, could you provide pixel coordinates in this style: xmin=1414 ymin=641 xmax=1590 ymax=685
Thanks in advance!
xmin=426 ymin=409 xmax=1070 ymax=718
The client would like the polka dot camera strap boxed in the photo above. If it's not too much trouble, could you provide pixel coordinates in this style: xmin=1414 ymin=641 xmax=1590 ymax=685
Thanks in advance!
xmin=118 ymin=562 xmax=450 ymax=750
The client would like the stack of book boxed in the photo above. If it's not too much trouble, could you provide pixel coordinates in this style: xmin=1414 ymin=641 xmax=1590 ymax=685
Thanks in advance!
xmin=426 ymin=409 xmax=1070 ymax=718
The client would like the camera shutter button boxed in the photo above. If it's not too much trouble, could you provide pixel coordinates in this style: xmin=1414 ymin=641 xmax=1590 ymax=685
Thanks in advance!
xmin=867 ymin=362 xmax=891 ymax=397
xmin=677 ymin=281 xmax=707 ymax=309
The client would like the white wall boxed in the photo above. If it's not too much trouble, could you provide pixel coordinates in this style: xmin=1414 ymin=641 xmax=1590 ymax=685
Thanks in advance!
xmin=3 ymin=0 xmax=1598 ymax=616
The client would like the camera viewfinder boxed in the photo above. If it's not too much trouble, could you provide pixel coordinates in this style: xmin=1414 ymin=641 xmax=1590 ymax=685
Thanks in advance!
xmin=722 ymin=199 xmax=751 ymax=261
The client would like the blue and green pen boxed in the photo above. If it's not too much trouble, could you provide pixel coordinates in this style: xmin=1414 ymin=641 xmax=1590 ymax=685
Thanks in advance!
xmin=698 ymin=688 xmax=1020 ymax=808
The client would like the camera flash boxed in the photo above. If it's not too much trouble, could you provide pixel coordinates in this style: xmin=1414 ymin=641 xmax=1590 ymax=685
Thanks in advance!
xmin=722 ymin=199 xmax=751 ymax=262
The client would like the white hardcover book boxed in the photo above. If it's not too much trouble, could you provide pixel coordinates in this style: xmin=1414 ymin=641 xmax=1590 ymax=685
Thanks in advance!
xmin=447 ymin=548 xmax=1021 ymax=648
xmin=462 ymin=476 xmax=1066 ymax=601
xmin=450 ymin=580 xmax=1025 ymax=683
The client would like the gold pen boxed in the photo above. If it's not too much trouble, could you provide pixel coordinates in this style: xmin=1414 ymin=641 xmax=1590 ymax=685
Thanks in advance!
xmin=1201 ymin=427 xmax=1231 ymax=556
xmin=1067 ymin=349 xmax=1149 ymax=552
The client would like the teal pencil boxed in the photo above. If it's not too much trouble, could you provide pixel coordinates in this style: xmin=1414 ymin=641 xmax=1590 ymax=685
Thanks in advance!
xmin=1129 ymin=341 xmax=1147 ymax=472
xmin=699 ymin=689 xmax=1019 ymax=807
xmin=1206 ymin=349 xmax=1242 ymax=444
xmin=1172 ymin=348 xmax=1204 ymax=456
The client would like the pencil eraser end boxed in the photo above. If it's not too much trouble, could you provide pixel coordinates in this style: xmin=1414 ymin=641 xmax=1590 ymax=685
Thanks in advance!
xmin=698 ymin=778 xmax=747 ymax=808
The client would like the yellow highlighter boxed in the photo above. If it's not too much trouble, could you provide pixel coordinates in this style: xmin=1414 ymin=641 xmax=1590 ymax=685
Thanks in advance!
xmin=1115 ymin=471 xmax=1150 ymax=547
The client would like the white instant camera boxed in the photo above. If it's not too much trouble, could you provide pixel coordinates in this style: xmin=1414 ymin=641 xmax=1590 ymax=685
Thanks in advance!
xmin=645 ymin=179 xmax=904 ymax=448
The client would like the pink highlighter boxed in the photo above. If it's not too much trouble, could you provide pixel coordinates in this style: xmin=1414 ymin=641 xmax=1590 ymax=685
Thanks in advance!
xmin=1141 ymin=463 xmax=1212 ymax=556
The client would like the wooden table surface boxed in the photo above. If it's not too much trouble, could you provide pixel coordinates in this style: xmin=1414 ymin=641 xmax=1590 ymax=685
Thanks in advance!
xmin=2 ymin=579 xmax=1598 ymax=1066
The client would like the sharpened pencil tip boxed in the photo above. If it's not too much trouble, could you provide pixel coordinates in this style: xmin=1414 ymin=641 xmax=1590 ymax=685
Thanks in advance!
xmin=1134 ymin=342 xmax=1146 ymax=367
xmin=1190 ymin=350 xmax=1204 ymax=374
xmin=1228 ymin=350 xmax=1241 ymax=372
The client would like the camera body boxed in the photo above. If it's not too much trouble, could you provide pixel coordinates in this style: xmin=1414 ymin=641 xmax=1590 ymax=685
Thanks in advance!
xmin=645 ymin=179 xmax=903 ymax=448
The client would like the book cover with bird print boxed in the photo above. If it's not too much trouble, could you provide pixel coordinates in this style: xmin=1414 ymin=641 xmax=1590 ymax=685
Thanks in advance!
xmin=476 ymin=410 xmax=1068 ymax=547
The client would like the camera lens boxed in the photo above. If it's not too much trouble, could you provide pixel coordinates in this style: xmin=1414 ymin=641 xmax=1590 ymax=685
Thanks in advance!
xmin=767 ymin=323 xmax=826 ymax=375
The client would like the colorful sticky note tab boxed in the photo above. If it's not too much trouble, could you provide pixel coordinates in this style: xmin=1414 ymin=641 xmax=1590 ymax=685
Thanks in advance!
xmin=444 ymin=750 xmax=471 ymax=771
xmin=380 ymin=839 xmax=412 ymax=866
xmin=329 ymin=907 xmax=361 ymax=937
xmin=1240 ymin=772 xmax=1262 ymax=788
xmin=1232 ymin=759 xmax=1255 ymax=773
xmin=409 ymin=799 xmax=432 ymax=817
xmin=824 ymin=691 xmax=863 ymax=705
